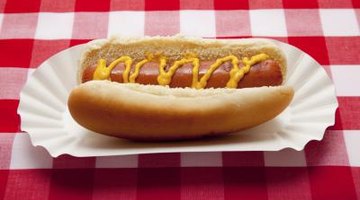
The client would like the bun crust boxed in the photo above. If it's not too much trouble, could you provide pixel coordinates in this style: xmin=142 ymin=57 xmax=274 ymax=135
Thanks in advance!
xmin=68 ymin=81 xmax=294 ymax=140
xmin=78 ymin=35 xmax=287 ymax=83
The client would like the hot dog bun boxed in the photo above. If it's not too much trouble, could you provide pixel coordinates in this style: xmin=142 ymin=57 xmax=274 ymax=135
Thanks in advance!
xmin=68 ymin=81 xmax=293 ymax=140
xmin=68 ymin=35 xmax=294 ymax=141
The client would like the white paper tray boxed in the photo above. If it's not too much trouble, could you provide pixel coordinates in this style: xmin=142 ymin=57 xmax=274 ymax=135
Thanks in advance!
xmin=18 ymin=39 xmax=338 ymax=157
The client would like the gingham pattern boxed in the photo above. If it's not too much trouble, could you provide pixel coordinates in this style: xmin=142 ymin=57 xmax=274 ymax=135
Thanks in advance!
xmin=1 ymin=0 xmax=360 ymax=199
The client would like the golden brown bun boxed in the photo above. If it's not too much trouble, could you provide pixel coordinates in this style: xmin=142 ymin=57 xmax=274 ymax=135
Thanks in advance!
xmin=68 ymin=81 xmax=294 ymax=141
xmin=68 ymin=35 xmax=293 ymax=141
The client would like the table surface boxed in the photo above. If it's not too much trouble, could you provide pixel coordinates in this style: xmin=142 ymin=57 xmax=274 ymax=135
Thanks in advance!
xmin=1 ymin=0 xmax=360 ymax=199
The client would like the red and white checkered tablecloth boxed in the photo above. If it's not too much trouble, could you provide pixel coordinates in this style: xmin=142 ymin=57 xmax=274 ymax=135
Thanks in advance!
xmin=0 ymin=0 xmax=360 ymax=199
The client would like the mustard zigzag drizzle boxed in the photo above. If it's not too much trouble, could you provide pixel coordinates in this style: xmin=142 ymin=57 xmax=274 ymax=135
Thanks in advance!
xmin=93 ymin=53 xmax=270 ymax=89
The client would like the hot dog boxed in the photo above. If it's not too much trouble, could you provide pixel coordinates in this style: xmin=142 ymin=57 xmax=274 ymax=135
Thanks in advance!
xmin=81 ymin=59 xmax=283 ymax=88
xmin=68 ymin=36 xmax=294 ymax=141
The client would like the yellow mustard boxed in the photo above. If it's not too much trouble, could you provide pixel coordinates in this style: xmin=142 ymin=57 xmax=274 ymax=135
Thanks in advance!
xmin=129 ymin=54 xmax=153 ymax=83
xmin=93 ymin=53 xmax=270 ymax=89
xmin=93 ymin=56 xmax=132 ymax=82
xmin=227 ymin=53 xmax=269 ymax=88
xmin=158 ymin=56 xmax=199 ymax=87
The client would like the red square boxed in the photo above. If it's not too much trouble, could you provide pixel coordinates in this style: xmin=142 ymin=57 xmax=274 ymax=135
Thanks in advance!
xmin=318 ymin=0 xmax=353 ymax=8
xmin=181 ymin=168 xmax=224 ymax=199
xmin=214 ymin=0 xmax=249 ymax=10
xmin=49 ymin=169 xmax=94 ymax=200
xmin=305 ymin=130 xmax=349 ymax=166
xmin=337 ymin=97 xmax=360 ymax=130
xmin=353 ymin=0 xmax=360 ymax=8
xmin=4 ymin=0 xmax=41 ymax=13
xmin=222 ymin=152 xmax=264 ymax=166
xmin=0 ymin=39 xmax=33 ymax=67
xmin=70 ymin=39 xmax=91 ymax=47
xmin=288 ymin=36 xmax=330 ymax=65
xmin=75 ymin=0 xmax=110 ymax=11
xmin=53 ymin=155 xmax=96 ymax=168
xmin=72 ymin=12 xmax=108 ymax=39
xmin=282 ymin=0 xmax=319 ymax=8
xmin=325 ymin=37 xmax=360 ymax=65
xmin=4 ymin=170 xmax=52 ymax=200
xmin=285 ymin=10 xmax=323 ymax=36
xmin=145 ymin=0 xmax=180 ymax=10
xmin=0 ymin=133 xmax=16 ymax=170
xmin=111 ymin=0 xmax=144 ymax=10
xmin=249 ymin=0 xmax=283 ymax=9
xmin=180 ymin=0 xmax=213 ymax=9
xmin=223 ymin=167 xmax=267 ymax=199
xmin=215 ymin=10 xmax=251 ymax=37
xmin=0 ymin=13 xmax=38 ymax=39
xmin=40 ymin=0 xmax=75 ymax=12
xmin=145 ymin=11 xmax=180 ymax=36
xmin=93 ymin=169 xmax=137 ymax=200
xmin=308 ymin=166 xmax=357 ymax=200
xmin=138 ymin=153 xmax=180 ymax=167
xmin=137 ymin=168 xmax=181 ymax=199
xmin=0 ymin=100 xmax=20 ymax=132
xmin=0 ymin=1 xmax=5 ymax=12
xmin=0 ymin=67 xmax=29 ymax=99
xmin=30 ymin=40 xmax=70 ymax=68
xmin=0 ymin=134 xmax=15 ymax=169
xmin=266 ymin=168 xmax=312 ymax=200
xmin=352 ymin=168 xmax=360 ymax=199
xmin=0 ymin=170 xmax=9 ymax=200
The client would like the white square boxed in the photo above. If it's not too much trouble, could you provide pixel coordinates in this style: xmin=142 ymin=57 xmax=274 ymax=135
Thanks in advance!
xmin=27 ymin=68 xmax=36 ymax=80
xmin=96 ymin=155 xmax=138 ymax=168
xmin=10 ymin=134 xmax=53 ymax=169
xmin=320 ymin=9 xmax=360 ymax=36
xmin=180 ymin=10 xmax=216 ymax=37
xmin=330 ymin=65 xmax=360 ymax=96
xmin=249 ymin=9 xmax=287 ymax=36
xmin=0 ymin=14 xmax=3 ymax=30
xmin=108 ymin=11 xmax=145 ymax=37
xmin=264 ymin=149 xmax=307 ymax=167
xmin=344 ymin=130 xmax=360 ymax=166
xmin=181 ymin=152 xmax=222 ymax=167
xmin=35 ymin=12 xmax=74 ymax=39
